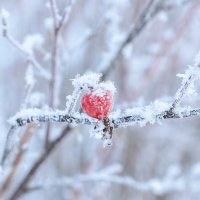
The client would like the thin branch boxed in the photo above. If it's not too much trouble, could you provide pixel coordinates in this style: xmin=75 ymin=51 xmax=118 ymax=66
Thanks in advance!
xmin=24 ymin=161 xmax=200 ymax=195
xmin=167 ymin=53 xmax=200 ymax=115
xmin=1 ymin=126 xmax=17 ymax=166
xmin=23 ymin=173 xmax=195 ymax=194
xmin=7 ymin=106 xmax=200 ymax=130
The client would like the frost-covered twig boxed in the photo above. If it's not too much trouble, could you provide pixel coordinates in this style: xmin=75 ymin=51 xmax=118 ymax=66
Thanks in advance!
xmin=8 ymin=109 xmax=97 ymax=128
xmin=7 ymin=106 xmax=200 ymax=129
xmin=0 ymin=10 xmax=50 ymax=80
xmin=168 ymin=52 xmax=200 ymax=115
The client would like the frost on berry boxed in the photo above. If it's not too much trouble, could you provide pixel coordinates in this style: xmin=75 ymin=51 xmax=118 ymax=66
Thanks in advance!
xmin=79 ymin=76 xmax=115 ymax=147
xmin=66 ymin=72 xmax=116 ymax=147
xmin=71 ymin=72 xmax=102 ymax=91
xmin=66 ymin=72 xmax=103 ymax=114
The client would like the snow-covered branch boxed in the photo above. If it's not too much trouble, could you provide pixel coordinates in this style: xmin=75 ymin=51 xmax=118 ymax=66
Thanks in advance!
xmin=8 ymin=106 xmax=200 ymax=129
xmin=168 ymin=51 xmax=200 ymax=114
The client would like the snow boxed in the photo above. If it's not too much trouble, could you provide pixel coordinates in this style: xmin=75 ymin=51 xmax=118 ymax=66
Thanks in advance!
xmin=194 ymin=50 xmax=200 ymax=67
xmin=28 ymin=92 xmax=45 ymax=107
xmin=99 ymin=81 xmax=116 ymax=94
xmin=172 ymin=53 xmax=200 ymax=108
xmin=117 ymin=100 xmax=171 ymax=126
xmin=1 ymin=9 xmax=10 ymax=21
xmin=44 ymin=17 xmax=53 ymax=31
xmin=8 ymin=108 xmax=98 ymax=127
xmin=191 ymin=163 xmax=200 ymax=176
xmin=72 ymin=72 xmax=102 ymax=91
xmin=157 ymin=11 xmax=168 ymax=23
xmin=25 ymin=64 xmax=35 ymax=87
xmin=22 ymin=34 xmax=44 ymax=54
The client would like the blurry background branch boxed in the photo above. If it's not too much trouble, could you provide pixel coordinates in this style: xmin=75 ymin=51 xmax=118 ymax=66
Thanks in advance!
xmin=25 ymin=162 xmax=200 ymax=195
xmin=99 ymin=0 xmax=197 ymax=80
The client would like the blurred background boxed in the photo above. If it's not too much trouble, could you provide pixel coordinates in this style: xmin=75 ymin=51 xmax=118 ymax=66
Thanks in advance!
xmin=1 ymin=0 xmax=200 ymax=199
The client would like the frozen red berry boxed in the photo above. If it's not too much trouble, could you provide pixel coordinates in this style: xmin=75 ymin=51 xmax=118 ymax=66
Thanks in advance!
xmin=81 ymin=89 xmax=113 ymax=120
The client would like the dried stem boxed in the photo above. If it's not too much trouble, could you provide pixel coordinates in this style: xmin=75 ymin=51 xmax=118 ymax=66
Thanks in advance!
xmin=1 ymin=126 xmax=17 ymax=166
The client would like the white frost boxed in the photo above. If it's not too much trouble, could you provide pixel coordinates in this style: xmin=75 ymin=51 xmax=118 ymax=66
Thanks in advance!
xmin=1 ymin=9 xmax=10 ymax=20
xmin=71 ymin=72 xmax=102 ymax=91
xmin=22 ymin=34 xmax=44 ymax=54
xmin=25 ymin=64 xmax=35 ymax=87
xmin=44 ymin=17 xmax=53 ymax=31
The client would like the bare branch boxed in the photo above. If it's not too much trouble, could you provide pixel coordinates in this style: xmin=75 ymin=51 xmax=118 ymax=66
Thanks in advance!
xmin=1 ymin=126 xmax=17 ymax=167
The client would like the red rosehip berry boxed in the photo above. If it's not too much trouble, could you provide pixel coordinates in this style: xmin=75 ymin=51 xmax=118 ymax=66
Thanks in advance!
xmin=81 ymin=89 xmax=113 ymax=120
